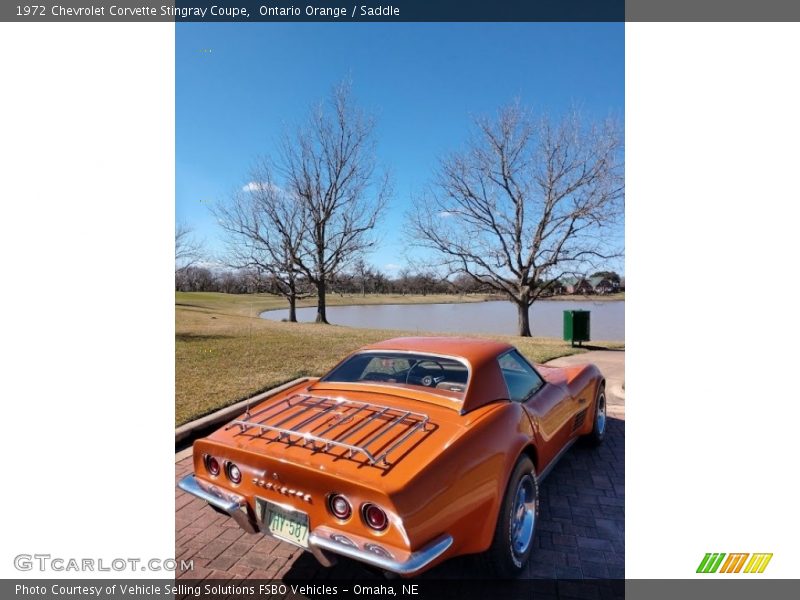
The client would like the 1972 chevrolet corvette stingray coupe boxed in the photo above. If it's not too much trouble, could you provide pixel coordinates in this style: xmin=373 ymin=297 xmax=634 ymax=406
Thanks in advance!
xmin=178 ymin=337 xmax=606 ymax=577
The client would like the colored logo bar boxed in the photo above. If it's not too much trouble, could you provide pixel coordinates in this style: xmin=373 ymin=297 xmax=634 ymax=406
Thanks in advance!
xmin=697 ymin=553 xmax=772 ymax=573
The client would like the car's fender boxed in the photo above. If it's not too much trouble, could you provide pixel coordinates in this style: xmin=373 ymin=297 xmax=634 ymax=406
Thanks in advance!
xmin=388 ymin=400 xmax=538 ymax=558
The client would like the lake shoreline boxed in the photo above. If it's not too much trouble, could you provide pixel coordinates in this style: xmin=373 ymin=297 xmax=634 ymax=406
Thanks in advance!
xmin=175 ymin=292 xmax=624 ymax=425
xmin=296 ymin=292 xmax=625 ymax=309
xmin=261 ymin=298 xmax=625 ymax=341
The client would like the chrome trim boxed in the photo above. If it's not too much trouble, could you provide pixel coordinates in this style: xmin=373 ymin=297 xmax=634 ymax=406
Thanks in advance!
xmin=230 ymin=419 xmax=385 ymax=463
xmin=308 ymin=532 xmax=453 ymax=576
xmin=537 ymin=438 xmax=577 ymax=482
xmin=228 ymin=393 xmax=430 ymax=466
xmin=239 ymin=392 xmax=310 ymax=423
xmin=373 ymin=419 xmax=427 ymax=464
xmin=178 ymin=474 xmax=450 ymax=574
xmin=317 ymin=404 xmax=368 ymax=437
xmin=595 ymin=391 xmax=607 ymax=435
xmin=308 ymin=545 xmax=337 ymax=568
xmin=272 ymin=396 xmax=328 ymax=430
xmin=331 ymin=534 xmax=358 ymax=548
xmin=177 ymin=475 xmax=258 ymax=534
xmin=334 ymin=407 xmax=389 ymax=444
xmin=510 ymin=473 xmax=537 ymax=561
xmin=360 ymin=411 xmax=411 ymax=448
xmin=364 ymin=543 xmax=395 ymax=559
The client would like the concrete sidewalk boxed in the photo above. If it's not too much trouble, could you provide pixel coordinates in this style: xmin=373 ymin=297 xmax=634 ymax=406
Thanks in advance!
xmin=546 ymin=350 xmax=625 ymax=419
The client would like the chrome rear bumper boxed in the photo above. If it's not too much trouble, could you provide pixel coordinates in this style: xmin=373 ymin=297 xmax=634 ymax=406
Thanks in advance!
xmin=177 ymin=474 xmax=453 ymax=575
xmin=309 ymin=530 xmax=452 ymax=576
xmin=177 ymin=474 xmax=259 ymax=534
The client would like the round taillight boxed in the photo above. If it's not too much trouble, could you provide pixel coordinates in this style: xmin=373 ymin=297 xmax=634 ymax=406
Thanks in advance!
xmin=328 ymin=494 xmax=352 ymax=520
xmin=225 ymin=462 xmax=242 ymax=484
xmin=204 ymin=454 xmax=220 ymax=477
xmin=362 ymin=503 xmax=388 ymax=531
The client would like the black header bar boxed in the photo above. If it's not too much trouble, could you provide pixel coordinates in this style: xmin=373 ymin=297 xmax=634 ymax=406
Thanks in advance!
xmin=5 ymin=1 xmax=800 ymax=22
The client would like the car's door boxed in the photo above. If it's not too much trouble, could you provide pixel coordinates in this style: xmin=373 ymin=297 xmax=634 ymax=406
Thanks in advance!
xmin=498 ymin=350 xmax=575 ymax=469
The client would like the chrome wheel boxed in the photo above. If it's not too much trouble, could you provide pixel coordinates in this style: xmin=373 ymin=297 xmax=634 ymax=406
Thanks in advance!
xmin=484 ymin=456 xmax=537 ymax=576
xmin=595 ymin=392 xmax=607 ymax=436
xmin=509 ymin=473 xmax=537 ymax=562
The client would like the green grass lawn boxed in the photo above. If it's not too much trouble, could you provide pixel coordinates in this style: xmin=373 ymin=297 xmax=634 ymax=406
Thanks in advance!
xmin=175 ymin=292 xmax=624 ymax=426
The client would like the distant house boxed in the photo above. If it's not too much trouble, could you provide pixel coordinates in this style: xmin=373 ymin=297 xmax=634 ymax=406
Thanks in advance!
xmin=559 ymin=277 xmax=573 ymax=293
xmin=559 ymin=277 xmax=580 ymax=294
xmin=557 ymin=275 xmax=620 ymax=295
xmin=590 ymin=276 xmax=618 ymax=295
xmin=560 ymin=277 xmax=592 ymax=294
xmin=574 ymin=278 xmax=595 ymax=294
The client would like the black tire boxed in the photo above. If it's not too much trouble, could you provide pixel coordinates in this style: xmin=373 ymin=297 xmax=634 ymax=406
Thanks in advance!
xmin=483 ymin=455 xmax=539 ymax=578
xmin=585 ymin=383 xmax=607 ymax=446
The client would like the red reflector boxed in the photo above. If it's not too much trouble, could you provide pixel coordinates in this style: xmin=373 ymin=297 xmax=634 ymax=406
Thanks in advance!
xmin=363 ymin=503 xmax=388 ymax=531
xmin=204 ymin=455 xmax=220 ymax=477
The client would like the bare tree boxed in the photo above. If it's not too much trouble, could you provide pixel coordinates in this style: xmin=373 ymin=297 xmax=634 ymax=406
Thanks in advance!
xmin=176 ymin=265 xmax=215 ymax=291
xmin=352 ymin=257 xmax=371 ymax=296
xmin=175 ymin=222 xmax=203 ymax=273
xmin=280 ymin=82 xmax=390 ymax=323
xmin=408 ymin=104 xmax=624 ymax=336
xmin=214 ymin=171 xmax=310 ymax=322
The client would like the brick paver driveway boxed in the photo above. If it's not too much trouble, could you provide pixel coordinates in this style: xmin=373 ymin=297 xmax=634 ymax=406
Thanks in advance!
xmin=175 ymin=351 xmax=624 ymax=581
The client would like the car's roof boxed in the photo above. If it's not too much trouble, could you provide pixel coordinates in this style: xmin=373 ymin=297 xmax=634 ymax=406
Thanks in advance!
xmin=326 ymin=337 xmax=517 ymax=414
xmin=360 ymin=336 xmax=514 ymax=366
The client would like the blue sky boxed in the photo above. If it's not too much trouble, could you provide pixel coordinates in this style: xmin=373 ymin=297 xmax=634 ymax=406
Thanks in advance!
xmin=176 ymin=23 xmax=624 ymax=275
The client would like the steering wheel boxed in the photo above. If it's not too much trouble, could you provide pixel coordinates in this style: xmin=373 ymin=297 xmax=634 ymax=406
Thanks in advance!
xmin=406 ymin=360 xmax=447 ymax=387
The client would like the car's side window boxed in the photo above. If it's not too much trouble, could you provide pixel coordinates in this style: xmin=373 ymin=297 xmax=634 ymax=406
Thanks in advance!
xmin=498 ymin=351 xmax=545 ymax=402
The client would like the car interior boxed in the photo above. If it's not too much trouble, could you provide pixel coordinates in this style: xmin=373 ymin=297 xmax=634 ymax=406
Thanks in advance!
xmin=324 ymin=352 xmax=469 ymax=393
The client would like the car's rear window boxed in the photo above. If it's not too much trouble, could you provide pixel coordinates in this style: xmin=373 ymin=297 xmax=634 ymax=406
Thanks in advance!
xmin=322 ymin=352 xmax=470 ymax=396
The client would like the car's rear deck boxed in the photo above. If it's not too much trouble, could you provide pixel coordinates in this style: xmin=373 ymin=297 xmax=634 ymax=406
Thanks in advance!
xmin=225 ymin=392 xmax=432 ymax=469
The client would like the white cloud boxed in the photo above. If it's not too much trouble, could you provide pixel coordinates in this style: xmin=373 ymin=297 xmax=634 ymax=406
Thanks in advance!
xmin=384 ymin=263 xmax=402 ymax=273
xmin=242 ymin=181 xmax=267 ymax=192
xmin=242 ymin=181 xmax=293 ymax=198
xmin=438 ymin=210 xmax=455 ymax=218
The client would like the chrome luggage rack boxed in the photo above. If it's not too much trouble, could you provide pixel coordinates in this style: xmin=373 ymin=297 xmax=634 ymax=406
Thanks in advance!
xmin=225 ymin=393 xmax=430 ymax=466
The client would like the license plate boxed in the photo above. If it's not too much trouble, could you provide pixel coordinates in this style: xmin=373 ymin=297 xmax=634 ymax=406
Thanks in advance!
xmin=257 ymin=498 xmax=309 ymax=548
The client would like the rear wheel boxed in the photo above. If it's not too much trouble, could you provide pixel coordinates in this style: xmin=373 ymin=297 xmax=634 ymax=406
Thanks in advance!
xmin=483 ymin=456 xmax=539 ymax=577
xmin=586 ymin=384 xmax=607 ymax=445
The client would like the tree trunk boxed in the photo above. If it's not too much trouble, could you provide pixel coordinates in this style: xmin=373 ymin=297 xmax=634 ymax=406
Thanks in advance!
xmin=315 ymin=277 xmax=328 ymax=324
xmin=517 ymin=300 xmax=532 ymax=337
xmin=287 ymin=294 xmax=297 ymax=323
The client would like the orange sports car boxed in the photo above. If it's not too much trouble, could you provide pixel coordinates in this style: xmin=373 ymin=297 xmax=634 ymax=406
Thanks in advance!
xmin=178 ymin=337 xmax=607 ymax=577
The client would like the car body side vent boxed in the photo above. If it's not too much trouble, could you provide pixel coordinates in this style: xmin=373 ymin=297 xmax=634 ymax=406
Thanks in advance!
xmin=572 ymin=407 xmax=589 ymax=432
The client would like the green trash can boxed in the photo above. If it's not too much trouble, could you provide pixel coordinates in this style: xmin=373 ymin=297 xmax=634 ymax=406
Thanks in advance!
xmin=563 ymin=310 xmax=590 ymax=347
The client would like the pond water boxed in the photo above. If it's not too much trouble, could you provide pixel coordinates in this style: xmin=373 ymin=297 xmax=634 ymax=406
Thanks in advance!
xmin=260 ymin=299 xmax=624 ymax=341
